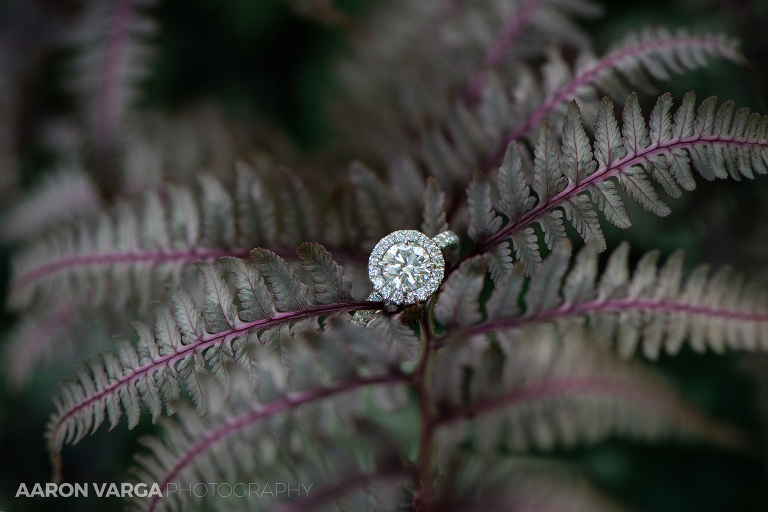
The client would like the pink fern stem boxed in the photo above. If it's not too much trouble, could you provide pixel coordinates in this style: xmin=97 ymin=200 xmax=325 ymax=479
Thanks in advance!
xmin=464 ymin=0 xmax=545 ymax=107
xmin=11 ymin=247 xmax=248 ymax=293
xmin=470 ymin=297 xmax=768 ymax=337
xmin=480 ymin=36 xmax=742 ymax=172
xmin=95 ymin=0 xmax=133 ymax=166
xmin=10 ymin=246 xmax=369 ymax=296
xmin=477 ymin=134 xmax=768 ymax=253
xmin=49 ymin=301 xmax=383 ymax=450
xmin=147 ymin=374 xmax=407 ymax=512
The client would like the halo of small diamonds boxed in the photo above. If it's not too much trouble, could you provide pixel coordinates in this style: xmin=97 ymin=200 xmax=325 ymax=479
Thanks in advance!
xmin=368 ymin=230 xmax=445 ymax=305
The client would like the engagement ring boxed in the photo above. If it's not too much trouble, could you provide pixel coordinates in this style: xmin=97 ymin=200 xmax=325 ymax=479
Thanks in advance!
xmin=352 ymin=229 xmax=458 ymax=326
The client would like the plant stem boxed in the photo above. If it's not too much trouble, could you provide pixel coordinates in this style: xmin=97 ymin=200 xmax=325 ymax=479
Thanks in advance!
xmin=413 ymin=298 xmax=438 ymax=511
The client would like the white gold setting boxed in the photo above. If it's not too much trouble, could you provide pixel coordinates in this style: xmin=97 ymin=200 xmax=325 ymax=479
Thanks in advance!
xmin=352 ymin=229 xmax=458 ymax=326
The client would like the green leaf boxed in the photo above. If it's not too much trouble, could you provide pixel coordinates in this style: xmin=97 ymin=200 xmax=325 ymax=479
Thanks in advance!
xmin=485 ymin=270 xmax=525 ymax=321
xmin=279 ymin=169 xmax=319 ymax=245
xmin=597 ymin=241 xmax=630 ymax=299
xmin=489 ymin=242 xmax=513 ymax=283
xmin=649 ymin=93 xmax=674 ymax=145
xmin=153 ymin=303 xmax=183 ymax=355
xmin=177 ymin=353 xmax=208 ymax=414
xmin=562 ymin=243 xmax=598 ymax=306
xmin=616 ymin=166 xmax=671 ymax=216
xmin=536 ymin=210 xmax=566 ymax=250
xmin=587 ymin=181 xmax=631 ymax=229
xmin=235 ymin=161 xmax=277 ymax=246
xmin=510 ymin=228 xmax=542 ymax=276
xmin=350 ymin=161 xmax=399 ymax=241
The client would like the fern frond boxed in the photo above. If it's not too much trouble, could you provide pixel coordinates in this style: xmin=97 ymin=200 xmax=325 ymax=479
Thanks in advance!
xmin=433 ymin=323 xmax=754 ymax=460
xmin=5 ymin=301 xmax=80 ymax=386
xmin=9 ymin=168 xmax=368 ymax=312
xmin=485 ymin=28 xmax=743 ymax=167
xmin=122 ymin=107 xmax=272 ymax=190
xmin=333 ymin=0 xmax=598 ymax=163
xmin=464 ymin=0 xmax=546 ymax=106
xmin=413 ymin=29 xmax=743 ymax=205
xmin=468 ymin=242 xmax=768 ymax=359
xmin=128 ymin=324 xmax=410 ymax=512
xmin=1 ymin=165 xmax=101 ymax=242
xmin=70 ymin=0 xmax=157 ymax=188
xmin=45 ymin=248 xmax=377 ymax=457
xmin=473 ymin=93 xmax=768 ymax=272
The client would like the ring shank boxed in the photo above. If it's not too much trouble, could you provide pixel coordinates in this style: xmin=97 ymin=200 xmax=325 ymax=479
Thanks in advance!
xmin=433 ymin=230 xmax=458 ymax=250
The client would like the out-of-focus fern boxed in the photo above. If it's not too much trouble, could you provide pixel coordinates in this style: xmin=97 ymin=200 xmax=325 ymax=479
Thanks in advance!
xmin=0 ymin=165 xmax=101 ymax=242
xmin=69 ymin=0 xmax=157 ymax=192
xmin=128 ymin=325 xmax=410 ymax=512
xmin=121 ymin=105 xmax=282 ymax=193
xmin=4 ymin=300 xmax=134 ymax=388
xmin=7 ymin=165 xmax=370 ymax=313
xmin=493 ymin=29 xmax=743 ymax=154
xmin=437 ymin=458 xmax=633 ymax=512
xmin=332 ymin=0 xmax=599 ymax=158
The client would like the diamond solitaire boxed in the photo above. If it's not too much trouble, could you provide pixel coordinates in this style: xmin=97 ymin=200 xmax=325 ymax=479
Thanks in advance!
xmin=382 ymin=243 xmax=431 ymax=290
xmin=368 ymin=230 xmax=453 ymax=306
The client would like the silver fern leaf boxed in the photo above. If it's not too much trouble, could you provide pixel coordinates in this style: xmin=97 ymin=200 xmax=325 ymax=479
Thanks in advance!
xmin=45 ymin=248 xmax=379 ymax=459
xmin=475 ymin=93 xmax=768 ymax=275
